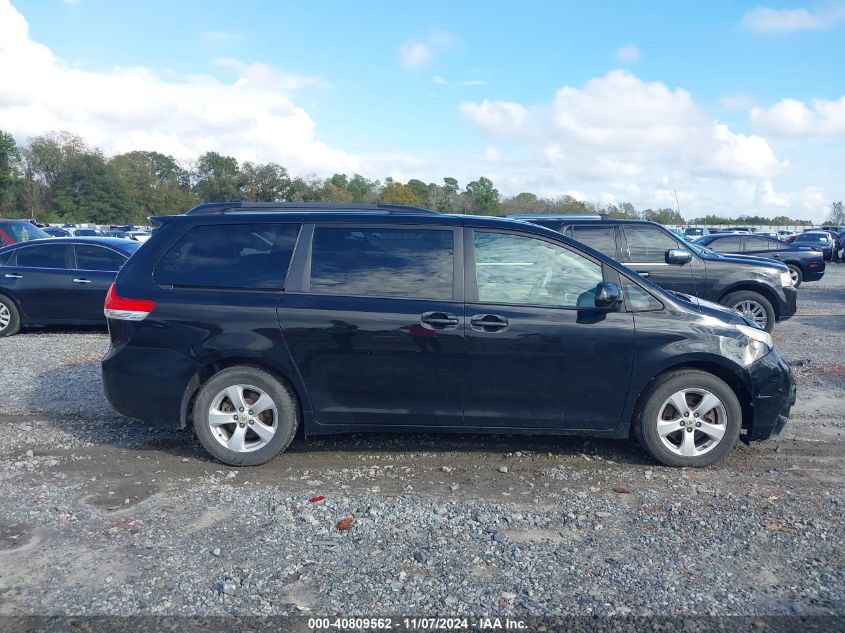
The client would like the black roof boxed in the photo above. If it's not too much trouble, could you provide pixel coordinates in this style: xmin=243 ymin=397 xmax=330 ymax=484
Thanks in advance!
xmin=184 ymin=202 xmax=439 ymax=215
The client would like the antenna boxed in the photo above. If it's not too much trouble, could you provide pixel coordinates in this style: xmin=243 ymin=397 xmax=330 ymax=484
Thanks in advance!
xmin=674 ymin=189 xmax=681 ymax=214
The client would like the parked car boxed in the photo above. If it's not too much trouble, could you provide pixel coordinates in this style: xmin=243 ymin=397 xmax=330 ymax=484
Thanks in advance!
xmin=793 ymin=231 xmax=834 ymax=261
xmin=101 ymin=202 xmax=795 ymax=469
xmin=102 ymin=230 xmax=131 ymax=239
xmin=0 ymin=237 xmax=141 ymax=337
xmin=777 ymin=230 xmax=797 ymax=239
xmin=515 ymin=216 xmax=796 ymax=332
xmin=69 ymin=227 xmax=101 ymax=237
xmin=683 ymin=227 xmax=714 ymax=238
xmin=0 ymin=219 xmax=52 ymax=246
xmin=693 ymin=234 xmax=825 ymax=288
xmin=724 ymin=226 xmax=756 ymax=234
xmin=128 ymin=231 xmax=152 ymax=243
xmin=43 ymin=226 xmax=72 ymax=238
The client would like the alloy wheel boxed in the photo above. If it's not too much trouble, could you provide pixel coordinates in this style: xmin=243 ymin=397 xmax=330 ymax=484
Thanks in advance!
xmin=788 ymin=268 xmax=799 ymax=286
xmin=207 ymin=384 xmax=278 ymax=453
xmin=733 ymin=300 xmax=767 ymax=329
xmin=656 ymin=388 xmax=728 ymax=457
xmin=0 ymin=304 xmax=10 ymax=331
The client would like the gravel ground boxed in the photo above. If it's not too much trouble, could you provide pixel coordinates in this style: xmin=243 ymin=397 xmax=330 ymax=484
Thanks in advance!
xmin=0 ymin=267 xmax=843 ymax=619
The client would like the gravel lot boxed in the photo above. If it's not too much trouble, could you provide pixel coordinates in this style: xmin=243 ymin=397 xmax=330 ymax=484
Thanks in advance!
xmin=1 ymin=267 xmax=843 ymax=619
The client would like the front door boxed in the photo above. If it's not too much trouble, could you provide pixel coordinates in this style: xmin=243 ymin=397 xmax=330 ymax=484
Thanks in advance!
xmin=462 ymin=229 xmax=634 ymax=431
xmin=620 ymin=224 xmax=700 ymax=295
xmin=280 ymin=224 xmax=464 ymax=428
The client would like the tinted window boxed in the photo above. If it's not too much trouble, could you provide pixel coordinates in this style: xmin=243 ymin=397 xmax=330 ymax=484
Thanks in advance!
xmin=796 ymin=234 xmax=828 ymax=243
xmin=310 ymin=227 xmax=454 ymax=300
xmin=473 ymin=232 xmax=602 ymax=308
xmin=75 ymin=245 xmax=126 ymax=271
xmin=622 ymin=282 xmax=662 ymax=311
xmin=16 ymin=244 xmax=68 ymax=269
xmin=623 ymin=225 xmax=679 ymax=262
xmin=710 ymin=236 xmax=743 ymax=252
xmin=744 ymin=237 xmax=774 ymax=252
xmin=155 ymin=223 xmax=300 ymax=289
xmin=571 ymin=226 xmax=617 ymax=257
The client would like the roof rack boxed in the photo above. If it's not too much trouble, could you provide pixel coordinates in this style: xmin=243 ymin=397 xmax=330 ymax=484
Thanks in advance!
xmin=506 ymin=213 xmax=604 ymax=220
xmin=184 ymin=202 xmax=439 ymax=215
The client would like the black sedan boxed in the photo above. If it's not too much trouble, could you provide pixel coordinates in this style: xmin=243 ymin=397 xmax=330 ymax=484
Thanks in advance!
xmin=694 ymin=233 xmax=825 ymax=288
xmin=0 ymin=237 xmax=141 ymax=336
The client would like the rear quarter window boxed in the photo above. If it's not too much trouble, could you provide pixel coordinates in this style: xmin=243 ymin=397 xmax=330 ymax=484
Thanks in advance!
xmin=154 ymin=223 xmax=301 ymax=289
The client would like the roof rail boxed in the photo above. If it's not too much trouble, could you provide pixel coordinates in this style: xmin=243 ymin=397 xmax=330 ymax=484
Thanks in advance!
xmin=184 ymin=201 xmax=439 ymax=215
xmin=506 ymin=213 xmax=604 ymax=220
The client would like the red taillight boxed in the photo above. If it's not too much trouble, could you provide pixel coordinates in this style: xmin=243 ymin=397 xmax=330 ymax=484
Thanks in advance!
xmin=104 ymin=283 xmax=155 ymax=321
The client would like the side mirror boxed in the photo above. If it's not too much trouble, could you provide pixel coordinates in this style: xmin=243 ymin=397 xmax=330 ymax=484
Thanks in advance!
xmin=666 ymin=248 xmax=692 ymax=265
xmin=594 ymin=282 xmax=622 ymax=309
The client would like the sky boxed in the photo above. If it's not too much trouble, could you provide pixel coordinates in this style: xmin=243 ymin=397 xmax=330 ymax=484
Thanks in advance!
xmin=1 ymin=0 xmax=843 ymax=221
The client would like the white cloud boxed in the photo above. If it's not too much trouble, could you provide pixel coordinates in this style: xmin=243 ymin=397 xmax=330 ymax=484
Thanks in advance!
xmin=398 ymin=31 xmax=455 ymax=71
xmin=459 ymin=100 xmax=528 ymax=136
xmin=750 ymin=95 xmax=845 ymax=137
xmin=484 ymin=145 xmax=500 ymax=161
xmin=615 ymin=44 xmax=641 ymax=64
xmin=739 ymin=3 xmax=845 ymax=33
xmin=0 ymin=0 xmax=358 ymax=174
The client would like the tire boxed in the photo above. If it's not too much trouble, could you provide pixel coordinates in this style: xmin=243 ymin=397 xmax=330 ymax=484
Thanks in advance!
xmin=0 ymin=294 xmax=21 ymax=337
xmin=786 ymin=264 xmax=802 ymax=289
xmin=634 ymin=369 xmax=742 ymax=467
xmin=721 ymin=290 xmax=776 ymax=333
xmin=192 ymin=366 xmax=299 ymax=466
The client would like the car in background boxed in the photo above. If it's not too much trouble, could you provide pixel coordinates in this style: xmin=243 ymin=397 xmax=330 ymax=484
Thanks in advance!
xmin=0 ymin=219 xmax=52 ymax=246
xmin=694 ymin=233 xmax=825 ymax=288
xmin=724 ymin=226 xmax=756 ymax=234
xmin=102 ymin=230 xmax=131 ymax=239
xmin=793 ymin=231 xmax=835 ymax=260
xmin=817 ymin=225 xmax=843 ymax=235
xmin=43 ymin=226 xmax=71 ymax=237
xmin=517 ymin=215 xmax=796 ymax=332
xmin=69 ymin=227 xmax=102 ymax=237
xmin=128 ymin=231 xmax=152 ymax=242
xmin=102 ymin=201 xmax=795 ymax=468
xmin=0 ymin=237 xmax=141 ymax=337
xmin=683 ymin=227 xmax=715 ymax=238
xmin=777 ymin=230 xmax=797 ymax=240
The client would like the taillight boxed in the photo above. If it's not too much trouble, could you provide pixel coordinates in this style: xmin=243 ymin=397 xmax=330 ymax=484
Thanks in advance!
xmin=104 ymin=283 xmax=155 ymax=321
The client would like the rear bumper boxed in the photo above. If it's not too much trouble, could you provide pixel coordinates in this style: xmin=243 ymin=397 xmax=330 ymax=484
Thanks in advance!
xmin=743 ymin=350 xmax=796 ymax=442
xmin=102 ymin=343 xmax=200 ymax=425
xmin=775 ymin=286 xmax=797 ymax=322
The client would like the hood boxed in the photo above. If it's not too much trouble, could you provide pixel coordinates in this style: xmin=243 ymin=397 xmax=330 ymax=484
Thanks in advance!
xmin=699 ymin=251 xmax=789 ymax=271
xmin=668 ymin=291 xmax=752 ymax=327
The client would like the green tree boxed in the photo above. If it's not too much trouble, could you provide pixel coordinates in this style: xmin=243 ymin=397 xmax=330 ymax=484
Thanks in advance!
xmin=194 ymin=152 xmax=242 ymax=202
xmin=53 ymin=152 xmax=130 ymax=223
xmin=378 ymin=182 xmax=421 ymax=206
xmin=240 ymin=162 xmax=291 ymax=201
xmin=465 ymin=176 xmax=500 ymax=215
xmin=111 ymin=150 xmax=195 ymax=221
xmin=347 ymin=174 xmax=378 ymax=202
xmin=0 ymin=131 xmax=23 ymax=217
xmin=642 ymin=207 xmax=684 ymax=225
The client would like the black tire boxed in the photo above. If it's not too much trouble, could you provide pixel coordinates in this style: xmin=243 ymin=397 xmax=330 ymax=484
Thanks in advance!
xmin=721 ymin=290 xmax=776 ymax=333
xmin=192 ymin=366 xmax=299 ymax=466
xmin=0 ymin=294 xmax=21 ymax=337
xmin=786 ymin=264 xmax=802 ymax=289
xmin=634 ymin=369 xmax=742 ymax=467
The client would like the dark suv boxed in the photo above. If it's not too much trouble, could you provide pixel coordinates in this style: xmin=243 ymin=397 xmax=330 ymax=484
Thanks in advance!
xmin=514 ymin=216 xmax=797 ymax=332
xmin=102 ymin=203 xmax=795 ymax=468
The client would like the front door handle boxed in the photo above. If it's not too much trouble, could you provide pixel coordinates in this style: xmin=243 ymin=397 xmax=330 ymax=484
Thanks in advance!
xmin=420 ymin=311 xmax=459 ymax=329
xmin=4 ymin=273 xmax=22 ymax=279
xmin=637 ymin=271 xmax=650 ymax=277
xmin=470 ymin=314 xmax=508 ymax=332
xmin=72 ymin=278 xmax=92 ymax=284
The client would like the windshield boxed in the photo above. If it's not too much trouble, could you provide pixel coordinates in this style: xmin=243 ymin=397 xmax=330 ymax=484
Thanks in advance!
xmin=1 ymin=221 xmax=51 ymax=242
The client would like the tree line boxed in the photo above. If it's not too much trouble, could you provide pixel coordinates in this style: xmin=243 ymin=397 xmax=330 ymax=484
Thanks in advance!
xmin=0 ymin=129 xmax=824 ymax=226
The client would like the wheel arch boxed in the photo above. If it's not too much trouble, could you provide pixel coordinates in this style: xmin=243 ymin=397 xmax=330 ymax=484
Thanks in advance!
xmin=718 ymin=283 xmax=780 ymax=319
xmin=0 ymin=289 xmax=24 ymax=322
xmin=179 ymin=357 xmax=308 ymax=431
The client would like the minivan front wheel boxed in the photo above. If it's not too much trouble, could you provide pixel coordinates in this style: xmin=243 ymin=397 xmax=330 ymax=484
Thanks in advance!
xmin=721 ymin=291 xmax=775 ymax=332
xmin=635 ymin=370 xmax=741 ymax=467
xmin=193 ymin=367 xmax=299 ymax=466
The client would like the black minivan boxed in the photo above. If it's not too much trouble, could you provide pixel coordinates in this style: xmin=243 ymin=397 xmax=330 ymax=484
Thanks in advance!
xmin=102 ymin=203 xmax=795 ymax=468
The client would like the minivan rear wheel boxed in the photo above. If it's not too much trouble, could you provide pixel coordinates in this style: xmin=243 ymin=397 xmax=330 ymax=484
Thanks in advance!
xmin=721 ymin=291 xmax=775 ymax=332
xmin=634 ymin=370 xmax=742 ymax=467
xmin=193 ymin=367 xmax=299 ymax=466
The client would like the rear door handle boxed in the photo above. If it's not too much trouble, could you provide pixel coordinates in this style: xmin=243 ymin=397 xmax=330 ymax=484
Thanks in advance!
xmin=420 ymin=311 xmax=459 ymax=329
xmin=72 ymin=278 xmax=92 ymax=284
xmin=637 ymin=271 xmax=650 ymax=277
xmin=470 ymin=314 xmax=508 ymax=332
xmin=4 ymin=273 xmax=22 ymax=279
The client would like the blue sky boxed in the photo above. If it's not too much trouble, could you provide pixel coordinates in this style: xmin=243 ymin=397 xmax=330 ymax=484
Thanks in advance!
xmin=2 ymin=0 xmax=844 ymax=220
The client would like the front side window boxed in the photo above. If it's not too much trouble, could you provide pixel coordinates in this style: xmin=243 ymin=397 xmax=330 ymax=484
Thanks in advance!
xmin=75 ymin=245 xmax=126 ymax=271
xmin=623 ymin=225 xmax=679 ymax=263
xmin=473 ymin=232 xmax=602 ymax=308
xmin=16 ymin=244 xmax=68 ymax=269
xmin=155 ymin=223 xmax=300 ymax=289
xmin=622 ymin=282 xmax=663 ymax=312
xmin=310 ymin=227 xmax=454 ymax=300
